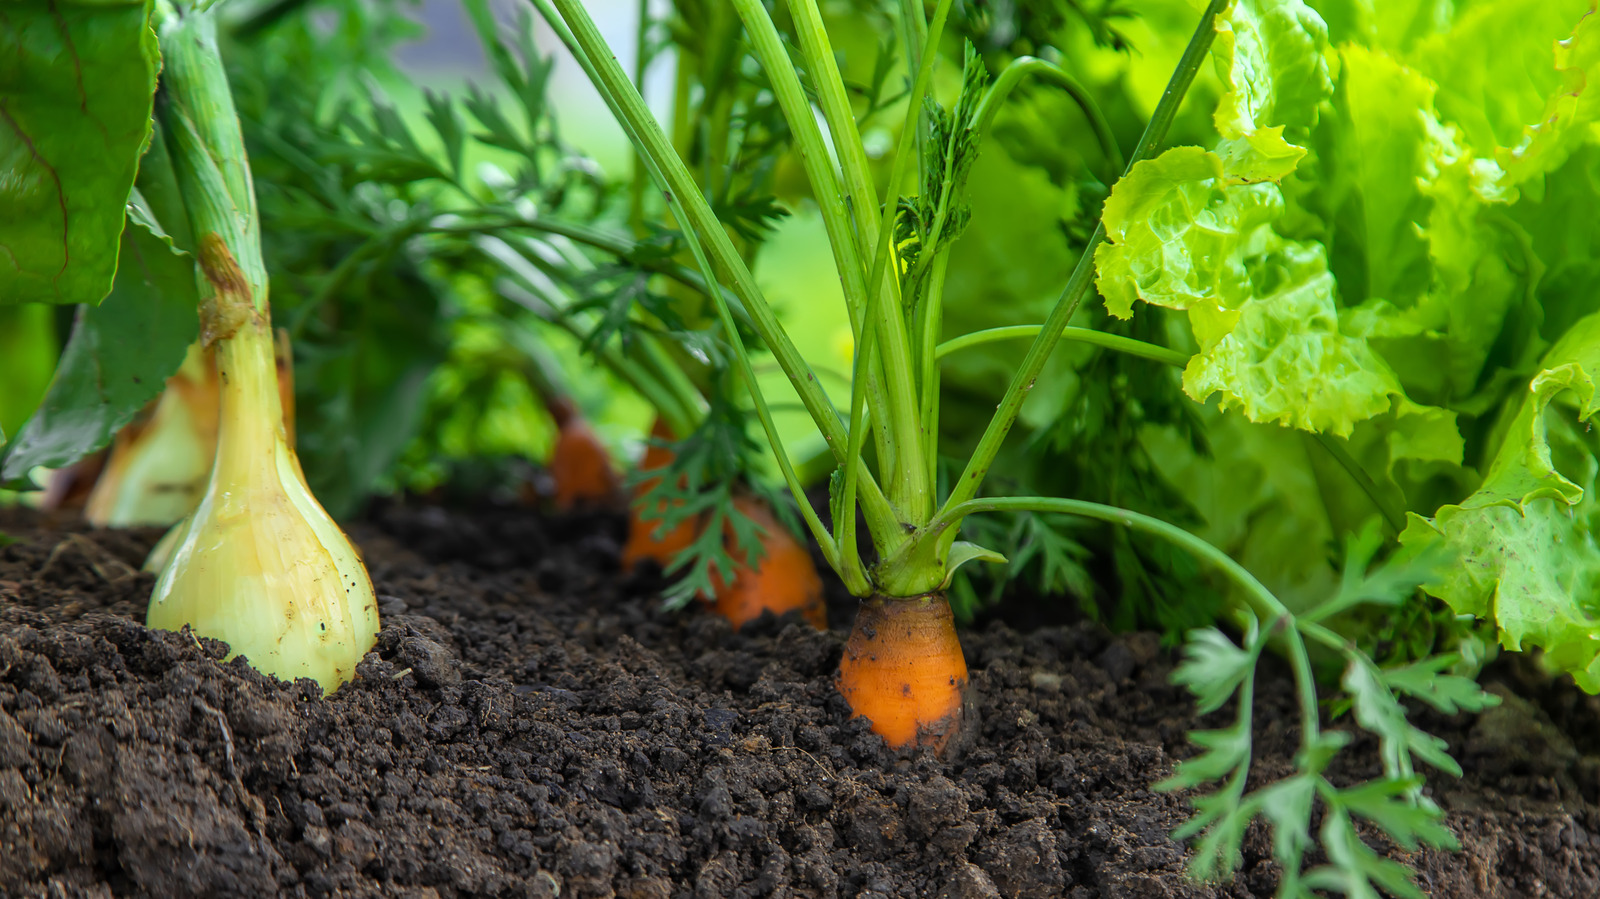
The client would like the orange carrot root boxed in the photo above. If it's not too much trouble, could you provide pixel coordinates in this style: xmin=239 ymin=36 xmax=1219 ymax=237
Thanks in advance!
xmin=836 ymin=594 xmax=968 ymax=752
xmin=706 ymin=495 xmax=826 ymax=630
xmin=622 ymin=418 xmax=698 ymax=570
xmin=550 ymin=416 xmax=622 ymax=511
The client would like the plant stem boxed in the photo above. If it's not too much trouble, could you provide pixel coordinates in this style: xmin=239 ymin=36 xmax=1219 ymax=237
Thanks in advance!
xmin=973 ymin=57 xmax=1124 ymax=180
xmin=543 ymin=0 xmax=867 ymax=567
xmin=937 ymin=495 xmax=1322 ymax=752
xmin=784 ymin=0 xmax=932 ymax=525
xmin=919 ymin=251 xmax=949 ymax=480
xmin=832 ymin=0 xmax=955 ymax=585
xmin=156 ymin=0 xmax=267 ymax=309
xmin=1310 ymin=433 xmax=1407 ymax=533
xmin=933 ymin=324 xmax=1404 ymax=531
xmin=627 ymin=0 xmax=651 ymax=234
xmin=539 ymin=0 xmax=907 ymax=551
xmin=938 ymin=0 xmax=1228 ymax=519
xmin=936 ymin=325 xmax=1191 ymax=366
xmin=731 ymin=0 xmax=928 ymax=528
xmin=897 ymin=0 xmax=930 ymax=181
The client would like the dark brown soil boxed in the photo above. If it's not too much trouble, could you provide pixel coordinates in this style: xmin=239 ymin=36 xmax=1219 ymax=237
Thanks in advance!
xmin=1 ymin=500 xmax=1597 ymax=899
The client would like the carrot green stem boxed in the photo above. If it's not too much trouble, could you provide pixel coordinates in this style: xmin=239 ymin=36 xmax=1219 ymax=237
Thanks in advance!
xmin=627 ymin=0 xmax=651 ymax=234
xmin=973 ymin=57 xmax=1123 ymax=180
xmin=540 ymin=0 xmax=862 ymax=572
xmin=1311 ymin=433 xmax=1407 ymax=533
xmin=835 ymin=0 xmax=956 ymax=585
xmin=735 ymin=0 xmax=930 ymax=526
xmin=936 ymin=496 xmax=1322 ymax=757
xmin=936 ymin=325 xmax=1191 ymax=367
xmin=937 ymin=0 xmax=1228 ymax=520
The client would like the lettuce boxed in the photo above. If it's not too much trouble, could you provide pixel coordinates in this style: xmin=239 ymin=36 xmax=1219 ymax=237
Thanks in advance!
xmin=1399 ymin=314 xmax=1600 ymax=689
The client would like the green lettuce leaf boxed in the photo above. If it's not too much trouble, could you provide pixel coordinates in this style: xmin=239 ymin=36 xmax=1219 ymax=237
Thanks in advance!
xmin=1317 ymin=45 xmax=1521 ymax=405
xmin=1096 ymin=146 xmax=1442 ymax=439
xmin=1400 ymin=312 xmax=1600 ymax=690
xmin=1180 ymin=239 xmax=1400 ymax=436
xmin=1305 ymin=0 xmax=1455 ymax=54
xmin=1095 ymin=147 xmax=1285 ymax=320
xmin=1212 ymin=0 xmax=1333 ymax=181
xmin=1413 ymin=0 xmax=1596 ymax=188
xmin=0 ymin=217 xmax=198 ymax=485
xmin=1499 ymin=10 xmax=1600 ymax=186
xmin=0 ymin=0 xmax=159 ymax=306
xmin=1322 ymin=45 xmax=1436 ymax=312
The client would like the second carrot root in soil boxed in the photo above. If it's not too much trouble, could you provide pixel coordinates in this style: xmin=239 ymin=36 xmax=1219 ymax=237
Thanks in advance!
xmin=623 ymin=419 xmax=826 ymax=630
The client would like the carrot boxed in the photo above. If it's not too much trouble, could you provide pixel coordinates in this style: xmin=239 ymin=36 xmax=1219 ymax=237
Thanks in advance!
xmin=836 ymin=594 xmax=968 ymax=752
xmin=545 ymin=396 xmax=622 ymax=511
xmin=621 ymin=418 xmax=698 ymax=570
xmin=705 ymin=494 xmax=826 ymax=629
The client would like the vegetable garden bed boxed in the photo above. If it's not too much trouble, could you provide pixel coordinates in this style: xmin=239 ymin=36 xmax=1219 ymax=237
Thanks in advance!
xmin=2 ymin=501 xmax=1595 ymax=899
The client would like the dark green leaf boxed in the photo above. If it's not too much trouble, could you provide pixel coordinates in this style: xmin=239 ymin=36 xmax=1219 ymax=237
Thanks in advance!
xmin=0 ymin=0 xmax=159 ymax=305
xmin=1 ymin=218 xmax=198 ymax=484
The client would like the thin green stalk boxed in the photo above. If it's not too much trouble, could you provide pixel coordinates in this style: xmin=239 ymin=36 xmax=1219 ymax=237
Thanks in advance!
xmin=936 ymin=325 xmax=1192 ymax=367
xmin=919 ymin=251 xmax=949 ymax=479
xmin=627 ymin=0 xmax=651 ymax=233
xmin=928 ymin=321 xmax=1403 ymax=530
xmin=834 ymin=294 xmax=880 ymax=590
xmin=898 ymin=0 xmax=930 ymax=176
xmin=534 ymin=0 xmax=908 ymax=547
xmin=833 ymin=0 xmax=955 ymax=583
xmin=937 ymin=496 xmax=1321 ymax=752
xmin=543 ymin=0 xmax=875 ymax=570
xmin=670 ymin=35 xmax=694 ymax=159
xmin=1311 ymin=433 xmax=1407 ymax=533
xmin=157 ymin=1 xmax=266 ymax=307
xmin=784 ymin=0 xmax=931 ymax=524
xmin=485 ymin=234 xmax=706 ymax=447
xmin=939 ymin=0 xmax=1228 ymax=519
xmin=973 ymin=57 xmax=1123 ymax=180
xmin=725 ymin=0 xmax=905 ymax=513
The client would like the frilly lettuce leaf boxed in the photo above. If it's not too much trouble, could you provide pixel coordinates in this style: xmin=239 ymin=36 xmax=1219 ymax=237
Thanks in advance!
xmin=1323 ymin=45 xmax=1436 ymax=312
xmin=1212 ymin=0 xmax=1333 ymax=181
xmin=1319 ymin=46 xmax=1521 ymax=404
xmin=1096 ymin=145 xmax=1450 ymax=439
xmin=1414 ymin=0 xmax=1598 ymax=188
xmin=1400 ymin=312 xmax=1600 ymax=690
xmin=1499 ymin=10 xmax=1600 ymax=186
xmin=1180 ymin=239 xmax=1399 ymax=436
xmin=1095 ymin=147 xmax=1284 ymax=320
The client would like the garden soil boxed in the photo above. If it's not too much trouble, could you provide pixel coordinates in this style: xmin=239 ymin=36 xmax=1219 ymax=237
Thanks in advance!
xmin=1 ymin=501 xmax=1597 ymax=899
